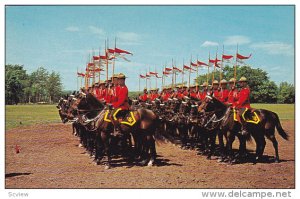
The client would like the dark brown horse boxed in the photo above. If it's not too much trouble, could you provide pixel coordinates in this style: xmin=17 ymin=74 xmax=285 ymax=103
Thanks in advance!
xmin=198 ymin=95 xmax=288 ymax=163
xmin=62 ymin=93 xmax=159 ymax=169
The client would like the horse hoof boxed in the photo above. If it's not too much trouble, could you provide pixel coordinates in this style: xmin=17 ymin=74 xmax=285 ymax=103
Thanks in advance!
xmin=147 ymin=159 xmax=155 ymax=167
xmin=104 ymin=165 xmax=111 ymax=170
xmin=78 ymin=143 xmax=83 ymax=148
xmin=275 ymin=159 xmax=280 ymax=163
xmin=139 ymin=160 xmax=148 ymax=166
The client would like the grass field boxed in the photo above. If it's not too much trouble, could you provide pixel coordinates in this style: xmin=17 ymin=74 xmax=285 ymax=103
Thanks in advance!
xmin=5 ymin=105 xmax=61 ymax=130
xmin=5 ymin=103 xmax=294 ymax=130
xmin=251 ymin=104 xmax=294 ymax=120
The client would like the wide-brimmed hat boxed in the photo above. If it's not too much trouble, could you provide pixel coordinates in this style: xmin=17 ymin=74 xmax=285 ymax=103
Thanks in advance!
xmin=118 ymin=73 xmax=127 ymax=79
xmin=228 ymin=78 xmax=236 ymax=83
xmin=239 ymin=76 xmax=247 ymax=82
xmin=212 ymin=80 xmax=219 ymax=85
xmin=202 ymin=82 xmax=208 ymax=87
xmin=220 ymin=79 xmax=228 ymax=84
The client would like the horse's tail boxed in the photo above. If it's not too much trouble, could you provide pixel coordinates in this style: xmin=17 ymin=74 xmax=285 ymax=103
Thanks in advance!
xmin=273 ymin=112 xmax=289 ymax=140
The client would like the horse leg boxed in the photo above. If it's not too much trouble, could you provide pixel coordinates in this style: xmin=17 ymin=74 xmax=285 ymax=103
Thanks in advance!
xmin=226 ymin=134 xmax=236 ymax=163
xmin=147 ymin=135 xmax=157 ymax=166
xmin=94 ymin=132 xmax=103 ymax=164
xmin=207 ymin=133 xmax=216 ymax=160
xmin=254 ymin=135 xmax=266 ymax=163
xmin=232 ymin=134 xmax=247 ymax=164
xmin=217 ymin=131 xmax=226 ymax=162
xmin=266 ymin=128 xmax=280 ymax=163
xmin=139 ymin=134 xmax=149 ymax=166
xmin=101 ymin=131 xmax=111 ymax=169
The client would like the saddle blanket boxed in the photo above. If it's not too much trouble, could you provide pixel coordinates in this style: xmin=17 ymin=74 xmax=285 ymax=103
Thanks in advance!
xmin=233 ymin=108 xmax=260 ymax=124
xmin=104 ymin=109 xmax=136 ymax=126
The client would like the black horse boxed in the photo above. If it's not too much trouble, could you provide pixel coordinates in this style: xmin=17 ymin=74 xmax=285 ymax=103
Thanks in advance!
xmin=198 ymin=95 xmax=289 ymax=163
xmin=61 ymin=93 xmax=159 ymax=169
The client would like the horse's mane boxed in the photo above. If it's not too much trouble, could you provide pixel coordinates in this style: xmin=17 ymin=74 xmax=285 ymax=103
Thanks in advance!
xmin=85 ymin=93 xmax=105 ymax=109
xmin=204 ymin=96 xmax=228 ymax=112
xmin=212 ymin=97 xmax=228 ymax=110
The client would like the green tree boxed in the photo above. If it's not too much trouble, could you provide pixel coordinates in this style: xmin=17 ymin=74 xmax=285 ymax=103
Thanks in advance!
xmin=30 ymin=67 xmax=49 ymax=102
xmin=46 ymin=71 xmax=63 ymax=103
xmin=5 ymin=64 xmax=28 ymax=104
xmin=277 ymin=82 xmax=295 ymax=103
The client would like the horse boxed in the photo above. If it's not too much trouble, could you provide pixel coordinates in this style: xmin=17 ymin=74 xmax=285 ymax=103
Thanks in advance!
xmin=198 ymin=95 xmax=289 ymax=163
xmin=63 ymin=93 xmax=159 ymax=169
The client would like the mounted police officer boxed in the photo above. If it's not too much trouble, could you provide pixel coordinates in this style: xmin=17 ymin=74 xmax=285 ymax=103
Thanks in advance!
xmin=226 ymin=78 xmax=239 ymax=106
xmin=139 ymin=88 xmax=148 ymax=102
xmin=219 ymin=79 xmax=229 ymax=103
xmin=200 ymin=82 xmax=208 ymax=101
xmin=212 ymin=80 xmax=220 ymax=99
xmin=236 ymin=76 xmax=251 ymax=109
xmin=110 ymin=73 xmax=130 ymax=136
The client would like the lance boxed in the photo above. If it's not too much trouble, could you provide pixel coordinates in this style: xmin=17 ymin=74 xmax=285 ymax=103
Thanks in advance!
xmin=105 ymin=39 xmax=108 ymax=81
xmin=92 ymin=49 xmax=95 ymax=85
xmin=155 ymin=66 xmax=158 ymax=89
xmin=234 ymin=44 xmax=239 ymax=86
xmin=98 ymin=47 xmax=101 ymax=82
xmin=138 ymin=74 xmax=140 ymax=94
xmin=196 ymin=56 xmax=199 ymax=90
xmin=182 ymin=59 xmax=184 ymax=86
xmin=207 ymin=52 xmax=210 ymax=84
xmin=80 ymin=71 xmax=83 ymax=88
xmin=148 ymin=66 xmax=151 ymax=90
xmin=146 ymin=69 xmax=148 ymax=90
xmin=112 ymin=37 xmax=116 ymax=83
xmin=161 ymin=66 xmax=164 ymax=90
xmin=174 ymin=60 xmax=177 ymax=87
xmin=77 ymin=67 xmax=79 ymax=91
xmin=212 ymin=51 xmax=217 ymax=83
xmin=220 ymin=45 xmax=224 ymax=82
xmin=171 ymin=58 xmax=174 ymax=89
xmin=188 ymin=55 xmax=192 ymax=88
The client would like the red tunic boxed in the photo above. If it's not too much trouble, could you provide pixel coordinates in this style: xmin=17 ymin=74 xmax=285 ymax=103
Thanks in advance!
xmin=139 ymin=93 xmax=148 ymax=102
xmin=236 ymin=87 xmax=251 ymax=109
xmin=99 ymin=88 xmax=106 ymax=100
xmin=213 ymin=89 xmax=221 ymax=100
xmin=150 ymin=93 xmax=159 ymax=101
xmin=200 ymin=91 xmax=207 ymax=101
xmin=227 ymin=89 xmax=239 ymax=106
xmin=162 ymin=93 xmax=170 ymax=102
xmin=219 ymin=89 xmax=229 ymax=103
xmin=111 ymin=86 xmax=120 ymax=103
xmin=190 ymin=91 xmax=197 ymax=99
xmin=176 ymin=92 xmax=184 ymax=100
xmin=112 ymin=85 xmax=130 ymax=110
xmin=196 ymin=91 xmax=202 ymax=100
xmin=93 ymin=89 xmax=100 ymax=99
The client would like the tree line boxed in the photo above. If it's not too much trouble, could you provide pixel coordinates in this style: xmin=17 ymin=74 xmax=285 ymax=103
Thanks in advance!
xmin=5 ymin=64 xmax=63 ymax=105
xmin=195 ymin=65 xmax=295 ymax=104
xmin=5 ymin=64 xmax=294 ymax=105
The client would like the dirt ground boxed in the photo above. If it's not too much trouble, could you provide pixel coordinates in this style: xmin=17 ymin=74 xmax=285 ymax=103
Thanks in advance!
xmin=5 ymin=121 xmax=294 ymax=189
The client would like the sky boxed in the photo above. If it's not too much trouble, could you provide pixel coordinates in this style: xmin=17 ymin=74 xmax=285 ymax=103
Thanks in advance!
xmin=5 ymin=5 xmax=295 ymax=91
